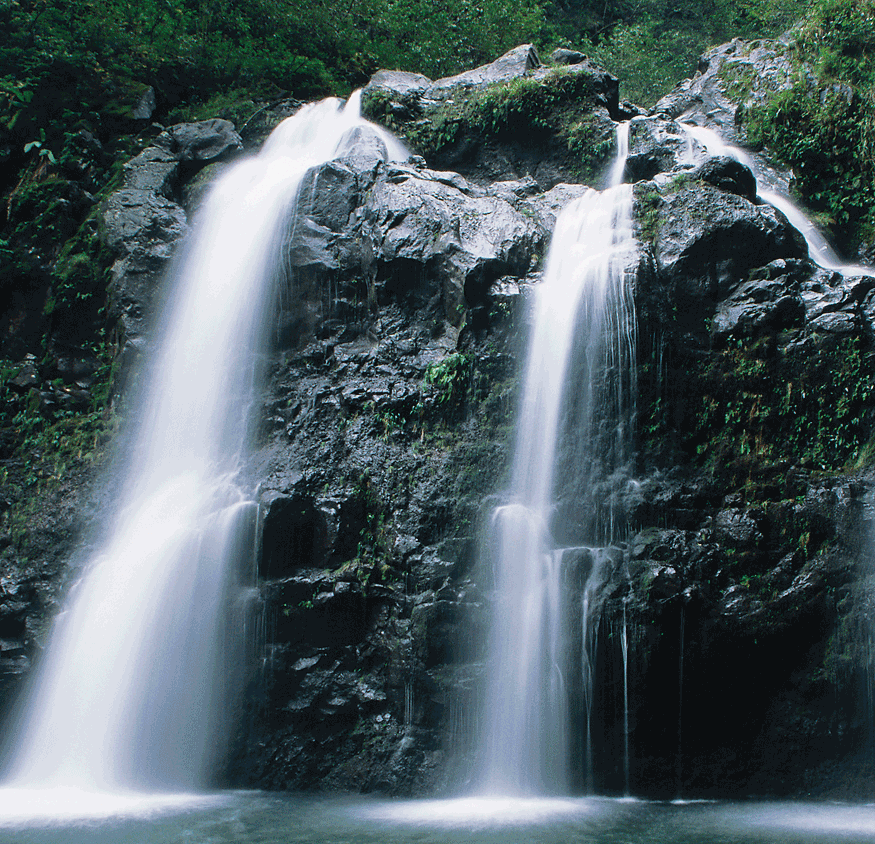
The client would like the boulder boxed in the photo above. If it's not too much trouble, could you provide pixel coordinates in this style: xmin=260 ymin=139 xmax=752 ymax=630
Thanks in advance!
xmin=362 ymin=44 xmax=622 ymax=186
xmin=625 ymin=116 xmax=692 ymax=182
xmin=646 ymin=180 xmax=807 ymax=319
xmin=100 ymin=120 xmax=244 ymax=345
xmin=153 ymin=119 xmax=243 ymax=162
xmin=101 ymin=188 xmax=188 ymax=341
xmin=692 ymin=156 xmax=757 ymax=202
xmin=550 ymin=48 xmax=587 ymax=65
xmin=429 ymin=44 xmax=541 ymax=94
xmin=122 ymin=146 xmax=179 ymax=196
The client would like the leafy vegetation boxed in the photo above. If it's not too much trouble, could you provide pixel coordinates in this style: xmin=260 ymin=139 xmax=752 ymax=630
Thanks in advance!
xmin=686 ymin=335 xmax=875 ymax=481
xmin=564 ymin=0 xmax=810 ymax=105
xmin=742 ymin=0 xmax=875 ymax=251
xmin=425 ymin=351 xmax=473 ymax=408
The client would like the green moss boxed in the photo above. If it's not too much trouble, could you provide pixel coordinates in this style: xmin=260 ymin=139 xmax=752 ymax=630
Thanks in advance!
xmin=718 ymin=62 xmax=759 ymax=101
xmin=369 ymin=68 xmax=602 ymax=159
xmin=633 ymin=182 xmax=663 ymax=244
xmin=687 ymin=336 xmax=875 ymax=480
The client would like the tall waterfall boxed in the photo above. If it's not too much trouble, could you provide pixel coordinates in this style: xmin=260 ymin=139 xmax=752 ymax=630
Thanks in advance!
xmin=477 ymin=125 xmax=637 ymax=795
xmin=0 ymin=95 xmax=404 ymax=805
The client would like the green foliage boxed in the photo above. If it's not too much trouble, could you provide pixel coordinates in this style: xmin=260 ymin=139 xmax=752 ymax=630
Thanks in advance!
xmin=340 ymin=470 xmax=398 ymax=587
xmin=796 ymin=0 xmax=875 ymax=88
xmin=585 ymin=17 xmax=708 ymax=106
xmin=376 ymin=67 xmax=602 ymax=160
xmin=719 ymin=62 xmax=759 ymax=101
xmin=359 ymin=0 xmax=546 ymax=80
xmin=564 ymin=113 xmax=616 ymax=181
xmin=0 ymin=0 xmax=545 ymax=133
xmin=688 ymin=336 xmax=875 ymax=478
xmin=425 ymin=351 xmax=473 ymax=407
xmin=572 ymin=0 xmax=809 ymax=106
xmin=0 ymin=346 xmax=115 ymax=505
xmin=634 ymin=183 xmax=664 ymax=243
xmin=740 ymin=0 xmax=875 ymax=248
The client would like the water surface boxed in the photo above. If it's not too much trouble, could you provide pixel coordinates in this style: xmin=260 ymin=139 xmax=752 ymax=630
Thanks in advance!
xmin=2 ymin=793 xmax=875 ymax=844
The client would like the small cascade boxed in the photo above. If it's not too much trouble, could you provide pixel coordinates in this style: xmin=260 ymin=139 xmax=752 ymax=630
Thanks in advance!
xmin=681 ymin=122 xmax=871 ymax=276
xmin=607 ymin=121 xmax=631 ymax=189
xmin=579 ymin=550 xmax=612 ymax=793
xmin=476 ymin=124 xmax=638 ymax=795
xmin=0 ymin=95 xmax=405 ymax=807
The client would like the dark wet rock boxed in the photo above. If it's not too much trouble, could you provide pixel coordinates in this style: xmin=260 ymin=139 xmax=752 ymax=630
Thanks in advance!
xmin=646 ymin=180 xmax=807 ymax=326
xmin=692 ymin=156 xmax=757 ymax=202
xmin=101 ymin=188 xmax=188 ymax=342
xmin=652 ymin=38 xmax=802 ymax=194
xmin=625 ymin=116 xmax=691 ymax=182
xmin=274 ymin=138 xmax=551 ymax=351
xmin=122 ymin=146 xmax=178 ymax=196
xmin=153 ymin=119 xmax=243 ymax=162
xmin=712 ymin=275 xmax=804 ymax=337
xmin=551 ymin=48 xmax=587 ymax=65
xmin=99 ymin=119 xmax=243 ymax=345
xmin=713 ymin=507 xmax=763 ymax=547
xmin=6 ymin=362 xmax=39 ymax=391
xmin=857 ymin=240 xmax=875 ymax=267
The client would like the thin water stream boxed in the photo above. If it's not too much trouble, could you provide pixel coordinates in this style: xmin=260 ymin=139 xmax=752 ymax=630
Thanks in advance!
xmin=680 ymin=122 xmax=871 ymax=276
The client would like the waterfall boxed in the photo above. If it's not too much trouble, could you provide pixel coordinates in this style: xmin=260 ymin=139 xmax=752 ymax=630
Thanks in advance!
xmin=0 ymin=95 xmax=404 ymax=808
xmin=681 ymin=122 xmax=871 ymax=276
xmin=477 ymin=125 xmax=637 ymax=795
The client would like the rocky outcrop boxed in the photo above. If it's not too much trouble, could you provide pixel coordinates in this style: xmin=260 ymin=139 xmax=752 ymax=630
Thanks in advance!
xmin=228 ymin=55 xmax=875 ymax=795
xmin=653 ymin=38 xmax=798 ymax=145
xmin=100 ymin=119 xmax=243 ymax=347
xmin=365 ymin=44 xmax=616 ymax=113
xmin=362 ymin=45 xmax=622 ymax=190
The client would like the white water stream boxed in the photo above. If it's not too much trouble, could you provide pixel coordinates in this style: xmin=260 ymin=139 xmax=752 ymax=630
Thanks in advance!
xmin=0 ymin=94 xmax=405 ymax=818
xmin=478 ymin=128 xmax=637 ymax=795
xmin=681 ymin=122 xmax=871 ymax=276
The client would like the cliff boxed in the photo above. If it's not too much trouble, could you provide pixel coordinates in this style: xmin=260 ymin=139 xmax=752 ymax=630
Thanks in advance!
xmin=2 ymin=42 xmax=875 ymax=798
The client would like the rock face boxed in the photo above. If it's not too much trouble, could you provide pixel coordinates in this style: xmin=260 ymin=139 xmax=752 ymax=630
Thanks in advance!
xmin=4 ymin=41 xmax=875 ymax=801
xmin=653 ymin=38 xmax=797 ymax=147
xmin=100 ymin=119 xmax=243 ymax=347
xmin=362 ymin=44 xmax=622 ymax=190
xmin=224 ymin=54 xmax=875 ymax=797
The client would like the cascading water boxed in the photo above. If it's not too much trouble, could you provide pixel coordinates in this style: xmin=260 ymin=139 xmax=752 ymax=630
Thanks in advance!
xmin=681 ymin=122 xmax=871 ymax=276
xmin=0 ymin=94 xmax=405 ymax=814
xmin=477 ymin=126 xmax=637 ymax=795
